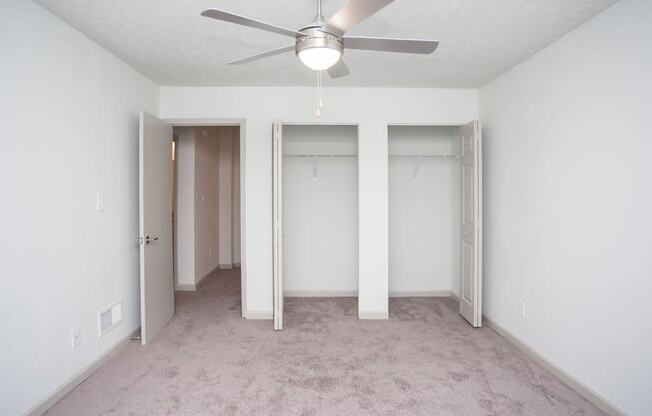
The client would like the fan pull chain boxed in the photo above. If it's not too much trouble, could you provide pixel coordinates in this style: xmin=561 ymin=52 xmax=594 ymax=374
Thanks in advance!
xmin=316 ymin=70 xmax=323 ymax=117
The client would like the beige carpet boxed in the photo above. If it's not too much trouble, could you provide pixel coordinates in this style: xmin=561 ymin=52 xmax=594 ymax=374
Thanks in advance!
xmin=45 ymin=269 xmax=604 ymax=415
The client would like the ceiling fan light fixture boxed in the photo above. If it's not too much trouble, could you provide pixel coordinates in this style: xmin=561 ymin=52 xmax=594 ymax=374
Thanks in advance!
xmin=298 ymin=47 xmax=342 ymax=71
xmin=295 ymin=28 xmax=343 ymax=71
xmin=201 ymin=0 xmax=440 ymax=78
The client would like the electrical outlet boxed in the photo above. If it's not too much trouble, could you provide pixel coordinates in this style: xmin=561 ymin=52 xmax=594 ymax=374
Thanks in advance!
xmin=71 ymin=326 xmax=80 ymax=349
xmin=518 ymin=300 xmax=526 ymax=318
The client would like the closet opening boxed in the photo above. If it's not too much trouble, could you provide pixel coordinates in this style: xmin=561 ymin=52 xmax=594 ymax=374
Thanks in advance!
xmin=387 ymin=125 xmax=463 ymax=304
xmin=274 ymin=124 xmax=359 ymax=329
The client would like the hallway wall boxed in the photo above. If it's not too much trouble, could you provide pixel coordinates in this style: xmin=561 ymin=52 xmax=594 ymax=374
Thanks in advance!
xmin=194 ymin=128 xmax=221 ymax=281
xmin=175 ymin=127 xmax=196 ymax=288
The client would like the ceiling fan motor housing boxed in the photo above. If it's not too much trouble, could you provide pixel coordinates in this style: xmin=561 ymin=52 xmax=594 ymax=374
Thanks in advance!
xmin=295 ymin=26 xmax=344 ymax=57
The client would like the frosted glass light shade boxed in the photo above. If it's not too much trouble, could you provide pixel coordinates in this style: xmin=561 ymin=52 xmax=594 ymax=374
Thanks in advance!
xmin=298 ymin=47 xmax=341 ymax=71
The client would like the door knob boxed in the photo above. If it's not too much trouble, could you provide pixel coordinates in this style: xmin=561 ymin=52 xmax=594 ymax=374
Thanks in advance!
xmin=144 ymin=235 xmax=159 ymax=244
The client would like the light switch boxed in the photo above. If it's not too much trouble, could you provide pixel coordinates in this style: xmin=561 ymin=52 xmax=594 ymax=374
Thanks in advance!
xmin=96 ymin=193 xmax=104 ymax=212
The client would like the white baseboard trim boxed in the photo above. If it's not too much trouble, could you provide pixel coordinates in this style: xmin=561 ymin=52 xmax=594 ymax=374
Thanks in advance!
xmin=175 ymin=283 xmax=196 ymax=291
xmin=283 ymin=291 xmax=454 ymax=298
xmin=359 ymin=311 xmax=389 ymax=320
xmin=244 ymin=311 xmax=273 ymax=320
xmin=218 ymin=263 xmax=233 ymax=269
xmin=389 ymin=290 xmax=452 ymax=298
xmin=483 ymin=316 xmax=625 ymax=416
xmin=26 ymin=329 xmax=137 ymax=416
xmin=195 ymin=271 xmax=210 ymax=289
xmin=284 ymin=290 xmax=358 ymax=297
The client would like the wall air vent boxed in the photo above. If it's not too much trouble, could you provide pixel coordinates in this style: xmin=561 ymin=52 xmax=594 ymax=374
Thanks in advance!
xmin=98 ymin=300 xmax=123 ymax=338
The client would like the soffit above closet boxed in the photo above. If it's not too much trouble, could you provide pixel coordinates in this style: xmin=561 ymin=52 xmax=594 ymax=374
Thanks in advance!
xmin=35 ymin=0 xmax=617 ymax=88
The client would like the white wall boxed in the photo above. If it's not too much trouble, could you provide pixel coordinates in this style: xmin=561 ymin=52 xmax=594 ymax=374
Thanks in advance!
xmin=159 ymin=87 xmax=478 ymax=318
xmin=283 ymin=125 xmax=358 ymax=295
xmin=174 ymin=127 xmax=196 ymax=288
xmin=479 ymin=0 xmax=652 ymax=414
xmin=388 ymin=126 xmax=461 ymax=296
xmin=0 ymin=1 xmax=159 ymax=415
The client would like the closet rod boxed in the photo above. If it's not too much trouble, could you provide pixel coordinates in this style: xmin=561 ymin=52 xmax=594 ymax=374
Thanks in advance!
xmin=389 ymin=154 xmax=459 ymax=160
xmin=284 ymin=154 xmax=358 ymax=158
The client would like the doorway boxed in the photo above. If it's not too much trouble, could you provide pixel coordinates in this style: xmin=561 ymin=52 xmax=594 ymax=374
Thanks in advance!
xmin=173 ymin=126 xmax=242 ymax=291
xmin=138 ymin=113 xmax=245 ymax=344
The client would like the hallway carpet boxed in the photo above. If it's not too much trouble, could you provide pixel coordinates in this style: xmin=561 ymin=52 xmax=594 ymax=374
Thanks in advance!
xmin=45 ymin=269 xmax=604 ymax=415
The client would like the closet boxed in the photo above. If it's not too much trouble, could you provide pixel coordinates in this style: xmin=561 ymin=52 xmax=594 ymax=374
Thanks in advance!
xmin=273 ymin=124 xmax=359 ymax=329
xmin=388 ymin=123 xmax=482 ymax=327
xmin=272 ymin=121 xmax=482 ymax=330
xmin=388 ymin=125 xmax=461 ymax=297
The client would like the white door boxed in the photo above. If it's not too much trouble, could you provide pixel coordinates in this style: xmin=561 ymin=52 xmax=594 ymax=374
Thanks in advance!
xmin=460 ymin=121 xmax=483 ymax=327
xmin=272 ymin=122 xmax=284 ymax=330
xmin=139 ymin=111 xmax=174 ymax=344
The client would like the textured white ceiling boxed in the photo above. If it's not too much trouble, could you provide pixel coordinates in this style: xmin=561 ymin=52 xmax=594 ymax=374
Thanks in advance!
xmin=34 ymin=0 xmax=617 ymax=87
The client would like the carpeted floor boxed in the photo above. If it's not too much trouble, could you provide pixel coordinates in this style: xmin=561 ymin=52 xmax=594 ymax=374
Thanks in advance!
xmin=45 ymin=269 xmax=604 ymax=415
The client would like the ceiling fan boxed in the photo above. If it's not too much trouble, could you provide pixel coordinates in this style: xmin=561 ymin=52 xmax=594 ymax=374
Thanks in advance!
xmin=201 ymin=0 xmax=439 ymax=78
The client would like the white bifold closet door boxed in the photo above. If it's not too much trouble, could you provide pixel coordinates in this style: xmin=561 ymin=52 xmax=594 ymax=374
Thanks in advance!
xmin=138 ymin=111 xmax=175 ymax=344
xmin=272 ymin=122 xmax=284 ymax=330
xmin=459 ymin=121 xmax=483 ymax=327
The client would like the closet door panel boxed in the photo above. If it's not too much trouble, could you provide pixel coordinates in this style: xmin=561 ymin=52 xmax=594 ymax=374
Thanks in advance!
xmin=459 ymin=120 xmax=482 ymax=327
xmin=462 ymin=243 xmax=474 ymax=302
xmin=272 ymin=122 xmax=284 ymax=330
xmin=463 ymin=165 xmax=474 ymax=223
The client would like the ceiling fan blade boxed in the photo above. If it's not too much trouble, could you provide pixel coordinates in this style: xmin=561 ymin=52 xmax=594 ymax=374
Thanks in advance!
xmin=201 ymin=9 xmax=302 ymax=38
xmin=327 ymin=59 xmax=350 ymax=78
xmin=344 ymin=36 xmax=439 ymax=54
xmin=228 ymin=45 xmax=295 ymax=65
xmin=326 ymin=0 xmax=395 ymax=34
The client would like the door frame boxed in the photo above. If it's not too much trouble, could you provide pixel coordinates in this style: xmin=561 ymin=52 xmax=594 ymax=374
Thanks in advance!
xmin=163 ymin=118 xmax=248 ymax=318
xmin=272 ymin=122 xmax=283 ymax=330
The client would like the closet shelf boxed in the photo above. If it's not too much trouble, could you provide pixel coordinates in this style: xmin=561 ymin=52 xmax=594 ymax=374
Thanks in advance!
xmin=283 ymin=154 xmax=458 ymax=159
xmin=389 ymin=154 xmax=459 ymax=160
